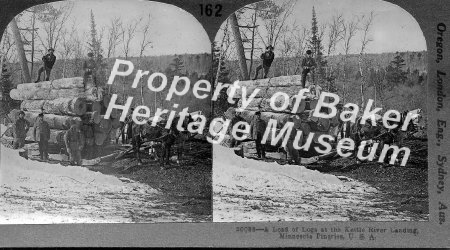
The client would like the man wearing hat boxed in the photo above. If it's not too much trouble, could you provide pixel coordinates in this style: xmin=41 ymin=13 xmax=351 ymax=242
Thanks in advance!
xmin=228 ymin=109 xmax=246 ymax=157
xmin=284 ymin=115 xmax=301 ymax=165
xmin=83 ymin=52 xmax=97 ymax=86
xmin=253 ymin=45 xmax=275 ymax=80
xmin=13 ymin=110 xmax=30 ymax=149
xmin=301 ymin=50 xmax=317 ymax=88
xmin=35 ymin=48 xmax=56 ymax=82
xmin=64 ymin=120 xmax=84 ymax=165
xmin=250 ymin=111 xmax=267 ymax=159
xmin=33 ymin=113 xmax=51 ymax=161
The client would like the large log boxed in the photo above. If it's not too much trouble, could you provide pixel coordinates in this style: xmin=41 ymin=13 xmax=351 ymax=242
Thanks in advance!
xmin=17 ymin=77 xmax=84 ymax=91
xmin=42 ymin=97 xmax=87 ymax=116
xmin=9 ymin=110 xmax=81 ymax=130
xmin=233 ymin=75 xmax=303 ymax=88
xmin=230 ymin=85 xmax=304 ymax=99
xmin=20 ymin=100 xmax=46 ymax=112
xmin=26 ymin=127 xmax=65 ymax=146
xmin=238 ymin=96 xmax=309 ymax=113
xmin=10 ymin=87 xmax=101 ymax=101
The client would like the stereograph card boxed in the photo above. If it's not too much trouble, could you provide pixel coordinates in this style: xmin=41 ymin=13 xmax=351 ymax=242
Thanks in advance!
xmin=0 ymin=0 xmax=448 ymax=247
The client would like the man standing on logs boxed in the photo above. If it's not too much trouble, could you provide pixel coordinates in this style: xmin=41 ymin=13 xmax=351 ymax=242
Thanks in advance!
xmin=64 ymin=121 xmax=84 ymax=166
xmin=253 ymin=45 xmax=275 ymax=80
xmin=250 ymin=111 xmax=267 ymax=159
xmin=83 ymin=52 xmax=97 ymax=87
xmin=301 ymin=50 xmax=317 ymax=88
xmin=33 ymin=113 xmax=50 ymax=161
xmin=35 ymin=48 xmax=56 ymax=83
xmin=13 ymin=111 xmax=30 ymax=149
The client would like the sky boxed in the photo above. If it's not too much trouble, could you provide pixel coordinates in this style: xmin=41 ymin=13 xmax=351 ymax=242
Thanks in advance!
xmin=17 ymin=0 xmax=211 ymax=57
xmin=216 ymin=0 xmax=427 ymax=55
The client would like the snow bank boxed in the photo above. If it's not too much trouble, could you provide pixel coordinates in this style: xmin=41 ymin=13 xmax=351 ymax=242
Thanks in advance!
xmin=213 ymin=145 xmax=344 ymax=196
xmin=0 ymin=146 xmax=157 ymax=194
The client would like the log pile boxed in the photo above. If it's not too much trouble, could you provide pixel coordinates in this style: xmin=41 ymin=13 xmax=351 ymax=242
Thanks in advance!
xmin=8 ymin=77 xmax=122 ymax=149
xmin=224 ymin=75 xmax=339 ymax=147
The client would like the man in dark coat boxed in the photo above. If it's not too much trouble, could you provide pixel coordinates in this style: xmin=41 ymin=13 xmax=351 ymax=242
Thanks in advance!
xmin=161 ymin=127 xmax=177 ymax=165
xmin=284 ymin=116 xmax=301 ymax=165
xmin=35 ymin=48 xmax=56 ymax=82
xmin=253 ymin=45 xmax=275 ymax=80
xmin=33 ymin=113 xmax=51 ymax=161
xmin=13 ymin=110 xmax=30 ymax=149
xmin=64 ymin=121 xmax=84 ymax=165
xmin=121 ymin=108 xmax=134 ymax=144
xmin=250 ymin=111 xmax=267 ymax=159
xmin=83 ymin=52 xmax=97 ymax=86
xmin=301 ymin=50 xmax=317 ymax=88
xmin=132 ymin=124 xmax=143 ymax=165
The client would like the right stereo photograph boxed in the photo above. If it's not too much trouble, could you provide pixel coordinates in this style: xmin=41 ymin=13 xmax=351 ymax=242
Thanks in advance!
xmin=211 ymin=0 xmax=428 ymax=222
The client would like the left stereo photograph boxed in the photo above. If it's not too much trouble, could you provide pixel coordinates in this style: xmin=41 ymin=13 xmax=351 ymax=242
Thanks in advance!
xmin=0 ymin=0 xmax=213 ymax=223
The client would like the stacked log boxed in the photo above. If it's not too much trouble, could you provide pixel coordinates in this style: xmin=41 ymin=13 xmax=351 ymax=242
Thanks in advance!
xmin=8 ymin=77 xmax=115 ymax=151
xmin=9 ymin=109 xmax=81 ymax=130
xmin=10 ymin=77 xmax=103 ymax=101
xmin=225 ymin=75 xmax=338 ymax=148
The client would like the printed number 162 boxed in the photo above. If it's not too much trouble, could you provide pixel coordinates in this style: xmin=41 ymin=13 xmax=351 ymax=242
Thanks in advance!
xmin=199 ymin=4 xmax=222 ymax=17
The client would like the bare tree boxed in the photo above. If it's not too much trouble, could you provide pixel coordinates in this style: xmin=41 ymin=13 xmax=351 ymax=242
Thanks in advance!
xmin=106 ymin=17 xmax=124 ymax=58
xmin=326 ymin=13 xmax=344 ymax=56
xmin=342 ymin=17 xmax=358 ymax=57
xmin=121 ymin=18 xmax=141 ymax=59
xmin=357 ymin=11 xmax=375 ymax=107
xmin=35 ymin=2 xmax=73 ymax=51
xmin=120 ymin=18 xmax=141 ymax=104
xmin=340 ymin=17 xmax=359 ymax=103
xmin=292 ymin=25 xmax=308 ymax=74
xmin=255 ymin=0 xmax=296 ymax=47
xmin=137 ymin=14 xmax=153 ymax=105
xmin=230 ymin=13 xmax=249 ymax=80
xmin=72 ymin=31 xmax=85 ymax=77
xmin=279 ymin=25 xmax=296 ymax=75
xmin=0 ymin=29 xmax=17 ymax=65
xmin=9 ymin=18 xmax=31 ymax=82
xmin=59 ymin=21 xmax=78 ymax=78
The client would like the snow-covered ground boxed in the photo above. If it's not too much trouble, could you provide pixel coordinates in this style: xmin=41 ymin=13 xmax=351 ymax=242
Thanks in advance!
xmin=0 ymin=146 xmax=188 ymax=223
xmin=213 ymin=145 xmax=417 ymax=222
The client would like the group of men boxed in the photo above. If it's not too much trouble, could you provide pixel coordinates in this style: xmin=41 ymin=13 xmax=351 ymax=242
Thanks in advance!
xmin=9 ymin=47 xmax=108 ymax=165
xmin=13 ymin=111 xmax=84 ymax=165
xmin=34 ymin=48 xmax=100 ymax=86
xmin=253 ymin=46 xmax=317 ymax=89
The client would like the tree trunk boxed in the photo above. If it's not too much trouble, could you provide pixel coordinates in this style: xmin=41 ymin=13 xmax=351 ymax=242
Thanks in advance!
xmin=239 ymin=96 xmax=308 ymax=113
xmin=230 ymin=13 xmax=249 ymax=80
xmin=232 ymin=85 xmax=304 ymax=99
xmin=9 ymin=18 xmax=31 ymax=83
xmin=9 ymin=110 xmax=81 ymax=130
xmin=42 ymin=97 xmax=87 ymax=116
xmin=234 ymin=75 xmax=303 ymax=88
xmin=10 ymin=87 xmax=100 ymax=101
xmin=17 ymin=77 xmax=84 ymax=90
